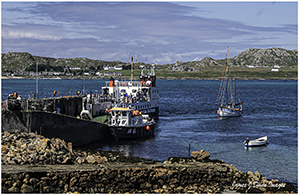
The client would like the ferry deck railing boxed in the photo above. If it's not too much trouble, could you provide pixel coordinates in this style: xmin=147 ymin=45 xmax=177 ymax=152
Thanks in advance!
xmin=104 ymin=80 xmax=148 ymax=88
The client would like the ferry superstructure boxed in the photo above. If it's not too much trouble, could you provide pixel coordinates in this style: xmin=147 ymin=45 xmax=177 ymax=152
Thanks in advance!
xmin=101 ymin=65 xmax=159 ymax=120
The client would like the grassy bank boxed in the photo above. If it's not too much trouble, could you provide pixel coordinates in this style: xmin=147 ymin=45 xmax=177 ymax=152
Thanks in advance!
xmin=119 ymin=66 xmax=298 ymax=80
xmin=2 ymin=66 xmax=297 ymax=80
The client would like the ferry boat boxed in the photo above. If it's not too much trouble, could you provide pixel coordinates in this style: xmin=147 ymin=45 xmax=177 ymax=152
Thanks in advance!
xmin=80 ymin=62 xmax=159 ymax=120
xmin=108 ymin=107 xmax=155 ymax=140
xmin=79 ymin=58 xmax=159 ymax=140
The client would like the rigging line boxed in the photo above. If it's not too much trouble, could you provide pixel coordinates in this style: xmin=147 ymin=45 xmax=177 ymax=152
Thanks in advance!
xmin=216 ymin=56 xmax=227 ymax=103
xmin=216 ymin=58 xmax=226 ymax=102
xmin=216 ymin=70 xmax=225 ymax=103
xmin=222 ymin=47 xmax=230 ymax=105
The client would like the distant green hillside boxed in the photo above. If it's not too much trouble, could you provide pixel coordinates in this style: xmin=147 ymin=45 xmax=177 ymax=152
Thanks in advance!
xmin=1 ymin=52 xmax=126 ymax=71
xmin=178 ymin=47 xmax=297 ymax=68
xmin=1 ymin=48 xmax=298 ymax=80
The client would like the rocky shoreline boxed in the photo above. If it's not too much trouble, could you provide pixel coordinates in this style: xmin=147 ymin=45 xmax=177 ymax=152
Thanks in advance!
xmin=1 ymin=130 xmax=297 ymax=193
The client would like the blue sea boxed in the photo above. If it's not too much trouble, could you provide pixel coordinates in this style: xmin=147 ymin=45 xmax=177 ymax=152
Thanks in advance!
xmin=1 ymin=79 xmax=298 ymax=184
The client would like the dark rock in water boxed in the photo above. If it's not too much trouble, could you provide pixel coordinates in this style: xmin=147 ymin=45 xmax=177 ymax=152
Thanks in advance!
xmin=191 ymin=150 xmax=210 ymax=160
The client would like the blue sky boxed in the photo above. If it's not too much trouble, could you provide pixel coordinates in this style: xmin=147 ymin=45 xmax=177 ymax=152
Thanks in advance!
xmin=1 ymin=1 xmax=298 ymax=64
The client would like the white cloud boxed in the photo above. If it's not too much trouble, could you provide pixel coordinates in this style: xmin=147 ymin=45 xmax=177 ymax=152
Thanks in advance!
xmin=153 ymin=52 xmax=183 ymax=64
xmin=2 ymin=24 xmax=64 ymax=41
xmin=2 ymin=30 xmax=62 ymax=41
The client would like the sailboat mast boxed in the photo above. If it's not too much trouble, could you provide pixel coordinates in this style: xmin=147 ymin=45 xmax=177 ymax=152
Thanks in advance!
xmin=226 ymin=47 xmax=229 ymax=74
xmin=36 ymin=62 xmax=38 ymax=99
xmin=226 ymin=47 xmax=229 ymax=105
xmin=234 ymin=74 xmax=236 ymax=106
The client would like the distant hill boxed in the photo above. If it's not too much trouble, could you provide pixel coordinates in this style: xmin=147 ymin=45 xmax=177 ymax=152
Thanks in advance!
xmin=181 ymin=47 xmax=298 ymax=67
xmin=1 ymin=47 xmax=298 ymax=71
xmin=1 ymin=52 xmax=125 ymax=71
xmin=230 ymin=48 xmax=298 ymax=67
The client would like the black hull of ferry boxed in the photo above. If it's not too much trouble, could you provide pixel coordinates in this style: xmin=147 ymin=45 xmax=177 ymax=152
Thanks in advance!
xmin=143 ymin=107 xmax=159 ymax=121
xmin=149 ymin=109 xmax=159 ymax=121
xmin=109 ymin=124 xmax=155 ymax=140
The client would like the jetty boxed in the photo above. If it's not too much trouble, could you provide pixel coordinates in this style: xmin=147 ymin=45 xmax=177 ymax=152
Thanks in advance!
xmin=1 ymin=95 xmax=113 ymax=147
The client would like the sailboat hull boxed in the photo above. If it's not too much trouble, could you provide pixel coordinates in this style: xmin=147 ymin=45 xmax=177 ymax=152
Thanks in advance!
xmin=218 ymin=108 xmax=242 ymax=117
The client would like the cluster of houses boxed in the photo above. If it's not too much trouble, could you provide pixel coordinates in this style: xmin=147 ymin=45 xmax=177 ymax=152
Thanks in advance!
xmin=2 ymin=65 xmax=123 ymax=77
xmin=103 ymin=65 xmax=123 ymax=70
xmin=246 ymin=64 xmax=282 ymax=72
xmin=171 ymin=61 xmax=282 ymax=72
xmin=172 ymin=61 xmax=201 ymax=72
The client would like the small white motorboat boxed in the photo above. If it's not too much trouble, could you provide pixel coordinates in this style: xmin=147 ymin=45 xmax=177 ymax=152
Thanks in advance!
xmin=243 ymin=136 xmax=268 ymax=147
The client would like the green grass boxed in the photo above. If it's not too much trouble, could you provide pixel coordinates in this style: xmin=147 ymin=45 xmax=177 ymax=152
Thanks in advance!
xmin=23 ymin=65 xmax=298 ymax=80
xmin=153 ymin=66 xmax=298 ymax=79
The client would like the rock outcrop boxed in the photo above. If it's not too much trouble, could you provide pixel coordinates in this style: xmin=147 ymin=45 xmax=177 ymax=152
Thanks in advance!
xmin=230 ymin=48 xmax=298 ymax=67
xmin=191 ymin=150 xmax=211 ymax=160
xmin=1 ymin=130 xmax=151 ymax=166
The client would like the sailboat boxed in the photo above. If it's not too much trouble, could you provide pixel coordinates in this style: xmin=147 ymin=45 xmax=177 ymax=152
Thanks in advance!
xmin=215 ymin=47 xmax=243 ymax=117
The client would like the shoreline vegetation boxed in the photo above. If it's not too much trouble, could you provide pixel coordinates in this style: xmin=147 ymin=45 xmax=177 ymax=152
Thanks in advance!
xmin=2 ymin=66 xmax=298 ymax=80
xmin=1 ymin=130 xmax=297 ymax=193
xmin=2 ymin=76 xmax=298 ymax=80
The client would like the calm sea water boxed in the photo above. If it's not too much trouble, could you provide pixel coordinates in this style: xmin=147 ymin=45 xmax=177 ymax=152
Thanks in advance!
xmin=1 ymin=79 xmax=298 ymax=183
